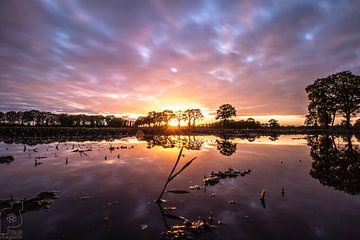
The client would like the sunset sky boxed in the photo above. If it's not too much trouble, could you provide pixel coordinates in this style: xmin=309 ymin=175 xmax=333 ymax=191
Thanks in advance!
xmin=0 ymin=0 xmax=359 ymax=125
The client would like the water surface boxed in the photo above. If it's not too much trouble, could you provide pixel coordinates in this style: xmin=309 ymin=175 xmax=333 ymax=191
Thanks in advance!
xmin=0 ymin=135 xmax=359 ymax=240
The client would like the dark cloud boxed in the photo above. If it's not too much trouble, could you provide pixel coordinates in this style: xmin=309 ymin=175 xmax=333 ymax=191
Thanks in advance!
xmin=0 ymin=0 xmax=359 ymax=124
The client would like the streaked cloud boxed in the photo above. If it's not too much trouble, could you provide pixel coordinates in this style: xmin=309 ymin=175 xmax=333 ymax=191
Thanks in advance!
xmin=0 ymin=0 xmax=359 ymax=125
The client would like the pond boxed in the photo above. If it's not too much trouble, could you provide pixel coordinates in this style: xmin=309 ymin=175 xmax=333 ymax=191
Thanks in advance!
xmin=0 ymin=134 xmax=359 ymax=240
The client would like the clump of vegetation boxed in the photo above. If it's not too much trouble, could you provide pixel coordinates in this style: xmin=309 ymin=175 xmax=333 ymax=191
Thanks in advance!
xmin=0 ymin=155 xmax=14 ymax=164
xmin=203 ymin=168 xmax=252 ymax=186
xmin=162 ymin=214 xmax=216 ymax=240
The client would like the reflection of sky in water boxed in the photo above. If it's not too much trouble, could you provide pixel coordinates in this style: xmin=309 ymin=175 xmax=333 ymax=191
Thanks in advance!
xmin=0 ymin=135 xmax=359 ymax=240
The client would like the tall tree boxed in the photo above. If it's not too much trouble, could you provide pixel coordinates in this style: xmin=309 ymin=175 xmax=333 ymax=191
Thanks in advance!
xmin=192 ymin=109 xmax=203 ymax=127
xmin=162 ymin=110 xmax=175 ymax=127
xmin=333 ymin=72 xmax=360 ymax=128
xmin=268 ymin=119 xmax=280 ymax=128
xmin=175 ymin=110 xmax=185 ymax=128
xmin=305 ymin=77 xmax=337 ymax=127
xmin=305 ymin=71 xmax=360 ymax=128
xmin=184 ymin=109 xmax=193 ymax=127
xmin=215 ymin=104 xmax=236 ymax=125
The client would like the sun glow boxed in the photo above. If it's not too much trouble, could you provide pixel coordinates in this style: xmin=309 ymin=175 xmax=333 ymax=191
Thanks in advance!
xmin=160 ymin=104 xmax=201 ymax=111
xmin=168 ymin=119 xmax=179 ymax=127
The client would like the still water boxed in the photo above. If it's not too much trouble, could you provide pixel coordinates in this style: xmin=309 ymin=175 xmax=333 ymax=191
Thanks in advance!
xmin=0 ymin=135 xmax=359 ymax=240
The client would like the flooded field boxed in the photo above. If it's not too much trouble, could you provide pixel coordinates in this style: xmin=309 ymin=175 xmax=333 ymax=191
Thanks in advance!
xmin=1 ymin=135 xmax=360 ymax=240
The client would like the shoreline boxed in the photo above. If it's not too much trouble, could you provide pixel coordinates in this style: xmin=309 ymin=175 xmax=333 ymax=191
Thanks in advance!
xmin=1 ymin=126 xmax=359 ymax=145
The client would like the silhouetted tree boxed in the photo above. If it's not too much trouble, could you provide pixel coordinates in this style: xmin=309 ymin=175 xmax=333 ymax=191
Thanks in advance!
xmin=184 ymin=109 xmax=193 ymax=127
xmin=175 ymin=110 xmax=185 ymax=128
xmin=191 ymin=109 xmax=204 ymax=127
xmin=162 ymin=110 xmax=175 ymax=127
xmin=268 ymin=119 xmax=280 ymax=128
xmin=215 ymin=104 xmax=236 ymax=125
xmin=5 ymin=111 xmax=20 ymax=124
xmin=0 ymin=112 xmax=5 ymax=123
xmin=305 ymin=71 xmax=360 ymax=128
xmin=58 ymin=114 xmax=75 ymax=126
xmin=183 ymin=109 xmax=204 ymax=127
xmin=334 ymin=72 xmax=360 ymax=128
xmin=22 ymin=111 xmax=35 ymax=125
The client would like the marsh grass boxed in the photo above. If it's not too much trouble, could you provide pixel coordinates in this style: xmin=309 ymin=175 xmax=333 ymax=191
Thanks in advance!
xmin=156 ymin=147 xmax=196 ymax=202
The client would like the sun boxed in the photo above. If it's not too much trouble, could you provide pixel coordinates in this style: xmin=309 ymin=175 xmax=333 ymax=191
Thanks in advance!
xmin=169 ymin=119 xmax=178 ymax=127
xmin=168 ymin=119 xmax=188 ymax=127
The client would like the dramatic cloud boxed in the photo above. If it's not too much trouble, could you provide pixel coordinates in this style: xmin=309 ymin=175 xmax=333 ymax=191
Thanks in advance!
xmin=0 ymin=0 xmax=359 ymax=124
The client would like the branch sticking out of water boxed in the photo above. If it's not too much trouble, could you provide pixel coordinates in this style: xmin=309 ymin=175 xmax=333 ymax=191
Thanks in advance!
xmin=156 ymin=147 xmax=197 ymax=202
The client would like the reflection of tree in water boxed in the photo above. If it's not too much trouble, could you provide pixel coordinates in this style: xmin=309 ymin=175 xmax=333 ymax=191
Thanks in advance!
xmin=145 ymin=135 xmax=204 ymax=150
xmin=308 ymin=135 xmax=360 ymax=194
xmin=268 ymin=133 xmax=280 ymax=141
xmin=216 ymin=139 xmax=237 ymax=156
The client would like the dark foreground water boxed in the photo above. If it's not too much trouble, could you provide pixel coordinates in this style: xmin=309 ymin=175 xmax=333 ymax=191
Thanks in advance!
xmin=0 ymin=135 xmax=359 ymax=240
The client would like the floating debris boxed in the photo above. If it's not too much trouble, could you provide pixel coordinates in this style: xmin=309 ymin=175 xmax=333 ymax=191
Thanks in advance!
xmin=0 ymin=155 xmax=14 ymax=164
xmin=140 ymin=224 xmax=148 ymax=230
xmin=259 ymin=190 xmax=266 ymax=208
xmin=76 ymin=195 xmax=94 ymax=200
xmin=189 ymin=185 xmax=201 ymax=190
xmin=162 ymin=215 xmax=217 ymax=240
xmin=164 ymin=206 xmax=176 ymax=211
xmin=259 ymin=190 xmax=266 ymax=200
xmin=228 ymin=200 xmax=236 ymax=204
xmin=71 ymin=148 xmax=92 ymax=157
xmin=204 ymin=168 xmax=252 ymax=186
xmin=34 ymin=159 xmax=43 ymax=167
xmin=165 ymin=189 xmax=190 ymax=194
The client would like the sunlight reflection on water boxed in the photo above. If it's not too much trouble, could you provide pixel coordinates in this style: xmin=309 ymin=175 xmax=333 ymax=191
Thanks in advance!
xmin=0 ymin=135 xmax=359 ymax=240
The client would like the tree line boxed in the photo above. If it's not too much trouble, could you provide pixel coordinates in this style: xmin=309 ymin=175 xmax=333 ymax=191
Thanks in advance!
xmin=0 ymin=110 xmax=130 ymax=127
xmin=134 ymin=109 xmax=204 ymax=127
xmin=134 ymin=105 xmax=281 ymax=128
xmin=0 ymin=106 xmax=281 ymax=129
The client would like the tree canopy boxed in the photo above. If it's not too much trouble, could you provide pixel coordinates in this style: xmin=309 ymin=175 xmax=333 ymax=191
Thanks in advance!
xmin=305 ymin=71 xmax=360 ymax=128
xmin=215 ymin=104 xmax=236 ymax=124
